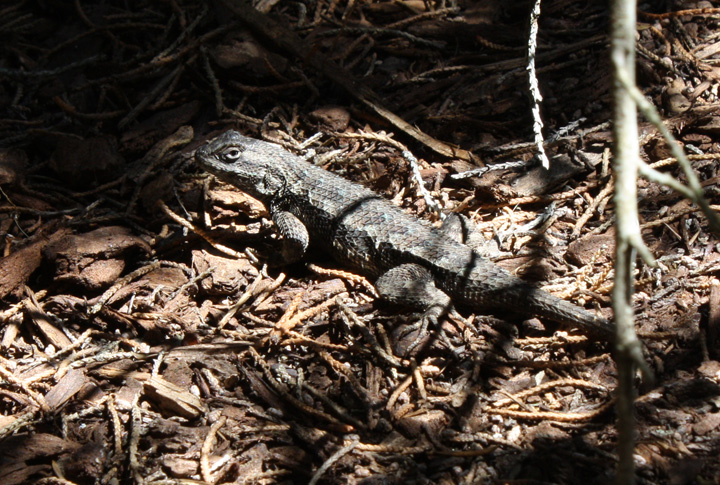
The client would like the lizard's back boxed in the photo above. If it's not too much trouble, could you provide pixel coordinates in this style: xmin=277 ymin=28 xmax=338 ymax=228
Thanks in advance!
xmin=282 ymin=159 xmax=612 ymax=338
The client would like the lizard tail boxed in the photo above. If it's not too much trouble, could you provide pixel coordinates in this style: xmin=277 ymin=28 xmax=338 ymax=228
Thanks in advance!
xmin=521 ymin=286 xmax=615 ymax=341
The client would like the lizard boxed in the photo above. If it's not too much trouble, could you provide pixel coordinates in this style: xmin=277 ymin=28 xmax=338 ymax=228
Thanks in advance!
xmin=195 ymin=130 xmax=614 ymax=341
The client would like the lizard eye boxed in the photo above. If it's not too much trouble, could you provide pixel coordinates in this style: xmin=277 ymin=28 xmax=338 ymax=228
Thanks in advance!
xmin=222 ymin=147 xmax=243 ymax=161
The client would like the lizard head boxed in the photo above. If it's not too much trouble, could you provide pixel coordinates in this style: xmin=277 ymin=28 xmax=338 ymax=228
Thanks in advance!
xmin=195 ymin=130 xmax=289 ymax=201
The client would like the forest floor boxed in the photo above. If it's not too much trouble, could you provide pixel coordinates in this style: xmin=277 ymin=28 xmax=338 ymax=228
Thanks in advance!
xmin=1 ymin=1 xmax=720 ymax=483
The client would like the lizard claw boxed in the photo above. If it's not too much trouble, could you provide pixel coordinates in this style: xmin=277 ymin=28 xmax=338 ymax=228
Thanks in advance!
xmin=392 ymin=305 xmax=444 ymax=357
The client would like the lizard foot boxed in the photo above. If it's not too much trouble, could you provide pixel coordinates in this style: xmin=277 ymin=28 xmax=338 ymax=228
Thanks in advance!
xmin=376 ymin=263 xmax=454 ymax=357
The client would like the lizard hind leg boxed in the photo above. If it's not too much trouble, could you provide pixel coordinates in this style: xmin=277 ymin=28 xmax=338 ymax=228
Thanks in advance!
xmin=375 ymin=263 xmax=452 ymax=311
xmin=437 ymin=213 xmax=466 ymax=243
xmin=375 ymin=263 xmax=455 ymax=355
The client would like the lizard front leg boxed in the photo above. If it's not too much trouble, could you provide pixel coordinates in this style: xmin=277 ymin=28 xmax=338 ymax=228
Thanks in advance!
xmin=271 ymin=210 xmax=310 ymax=264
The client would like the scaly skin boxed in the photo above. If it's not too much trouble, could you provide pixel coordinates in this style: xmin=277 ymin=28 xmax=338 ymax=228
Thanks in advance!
xmin=196 ymin=130 xmax=614 ymax=340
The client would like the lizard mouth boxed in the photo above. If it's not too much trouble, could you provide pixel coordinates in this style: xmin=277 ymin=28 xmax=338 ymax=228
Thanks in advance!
xmin=195 ymin=139 xmax=224 ymax=165
xmin=194 ymin=145 xmax=209 ymax=162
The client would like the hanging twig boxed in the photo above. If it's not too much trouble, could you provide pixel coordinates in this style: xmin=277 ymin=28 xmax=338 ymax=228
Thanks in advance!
xmin=527 ymin=0 xmax=550 ymax=169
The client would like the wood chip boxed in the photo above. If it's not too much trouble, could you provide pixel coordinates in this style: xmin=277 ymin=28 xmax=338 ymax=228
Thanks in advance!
xmin=143 ymin=375 xmax=207 ymax=419
xmin=45 ymin=368 xmax=87 ymax=412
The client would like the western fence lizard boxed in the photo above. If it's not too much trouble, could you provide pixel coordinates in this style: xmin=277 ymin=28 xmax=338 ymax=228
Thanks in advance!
xmin=196 ymin=130 xmax=614 ymax=341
